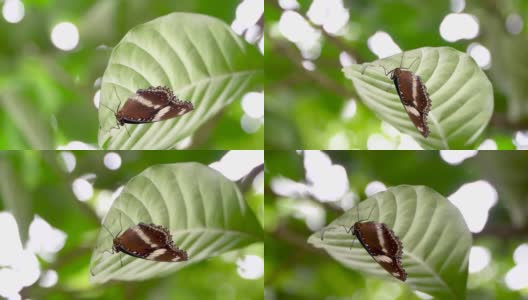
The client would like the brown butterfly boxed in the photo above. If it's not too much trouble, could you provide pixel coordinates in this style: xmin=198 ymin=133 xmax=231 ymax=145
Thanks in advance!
xmin=100 ymin=85 xmax=193 ymax=135
xmin=322 ymin=203 xmax=407 ymax=281
xmin=363 ymin=54 xmax=432 ymax=137
xmin=111 ymin=222 xmax=188 ymax=262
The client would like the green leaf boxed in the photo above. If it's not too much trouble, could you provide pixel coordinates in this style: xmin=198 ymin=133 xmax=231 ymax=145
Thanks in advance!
xmin=90 ymin=162 xmax=262 ymax=283
xmin=308 ymin=185 xmax=471 ymax=300
xmin=343 ymin=47 xmax=493 ymax=149
xmin=98 ymin=13 xmax=263 ymax=149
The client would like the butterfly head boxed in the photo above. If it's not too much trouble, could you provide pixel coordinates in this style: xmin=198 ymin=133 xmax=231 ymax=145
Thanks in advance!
xmin=388 ymin=68 xmax=402 ymax=80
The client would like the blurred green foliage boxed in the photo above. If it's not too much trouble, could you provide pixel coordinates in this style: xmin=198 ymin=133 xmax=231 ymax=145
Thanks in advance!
xmin=265 ymin=0 xmax=528 ymax=149
xmin=265 ymin=150 xmax=528 ymax=300
xmin=0 ymin=150 xmax=263 ymax=299
xmin=0 ymin=0 xmax=263 ymax=149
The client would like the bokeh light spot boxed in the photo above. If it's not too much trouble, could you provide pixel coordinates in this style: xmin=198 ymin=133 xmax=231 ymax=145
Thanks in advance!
xmin=51 ymin=22 xmax=79 ymax=51
xmin=469 ymin=246 xmax=491 ymax=273
xmin=103 ymin=152 xmax=122 ymax=170
xmin=440 ymin=13 xmax=479 ymax=42
xmin=236 ymin=255 xmax=264 ymax=280
xmin=2 ymin=0 xmax=24 ymax=23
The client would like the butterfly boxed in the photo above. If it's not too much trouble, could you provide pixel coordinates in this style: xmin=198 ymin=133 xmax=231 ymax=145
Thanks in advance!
xmin=100 ymin=85 xmax=194 ymax=135
xmin=322 ymin=202 xmax=407 ymax=281
xmin=110 ymin=222 xmax=188 ymax=262
xmin=363 ymin=54 xmax=432 ymax=137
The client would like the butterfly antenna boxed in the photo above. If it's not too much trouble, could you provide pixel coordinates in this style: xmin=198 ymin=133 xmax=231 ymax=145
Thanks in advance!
xmin=320 ymin=226 xmax=330 ymax=240
xmin=116 ymin=211 xmax=123 ymax=238
xmin=339 ymin=224 xmax=356 ymax=249
xmin=366 ymin=201 xmax=377 ymax=221
xmin=407 ymin=57 xmax=419 ymax=71
xmin=101 ymin=222 xmax=114 ymax=240
xmin=361 ymin=64 xmax=390 ymax=76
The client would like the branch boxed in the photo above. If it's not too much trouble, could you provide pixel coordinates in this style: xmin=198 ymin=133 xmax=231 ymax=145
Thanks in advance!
xmin=237 ymin=163 xmax=264 ymax=193
xmin=474 ymin=224 xmax=528 ymax=239
xmin=490 ymin=113 xmax=528 ymax=131
xmin=270 ymin=40 xmax=357 ymax=99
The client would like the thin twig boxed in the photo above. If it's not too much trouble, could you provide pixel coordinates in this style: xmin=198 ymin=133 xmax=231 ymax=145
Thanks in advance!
xmin=270 ymin=40 xmax=356 ymax=99
xmin=237 ymin=163 xmax=265 ymax=193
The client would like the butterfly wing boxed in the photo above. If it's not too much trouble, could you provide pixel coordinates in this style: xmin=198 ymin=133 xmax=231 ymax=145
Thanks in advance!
xmin=117 ymin=87 xmax=193 ymax=124
xmin=353 ymin=222 xmax=407 ymax=281
xmin=114 ymin=223 xmax=188 ymax=262
xmin=116 ymin=90 xmax=170 ymax=124
xmin=392 ymin=69 xmax=431 ymax=137
xmin=136 ymin=223 xmax=188 ymax=262
xmin=150 ymin=99 xmax=194 ymax=122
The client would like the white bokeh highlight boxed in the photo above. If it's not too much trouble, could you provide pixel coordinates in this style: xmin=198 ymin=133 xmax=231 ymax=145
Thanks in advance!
xmin=95 ymin=186 xmax=123 ymax=218
xmin=440 ymin=13 xmax=479 ymax=42
xmin=469 ymin=246 xmax=491 ymax=273
xmin=59 ymin=151 xmax=76 ymax=173
xmin=72 ymin=177 xmax=94 ymax=202
xmin=339 ymin=51 xmax=355 ymax=67
xmin=367 ymin=31 xmax=401 ymax=59
xmin=304 ymin=151 xmax=349 ymax=201
xmin=241 ymin=115 xmax=263 ymax=134
xmin=450 ymin=0 xmax=465 ymax=13
xmin=270 ymin=151 xmax=349 ymax=204
xmin=506 ymin=14 xmax=524 ymax=35
xmin=306 ymin=0 xmax=349 ymax=35
xmin=103 ymin=152 xmax=122 ymax=170
xmin=38 ymin=270 xmax=58 ymax=288
xmin=505 ymin=265 xmax=528 ymax=290
xmin=514 ymin=131 xmax=528 ymax=150
xmin=51 ymin=22 xmax=80 ymax=51
xmin=278 ymin=10 xmax=322 ymax=59
xmin=56 ymin=141 xmax=97 ymax=150
xmin=467 ymin=43 xmax=491 ymax=69
xmin=236 ymin=255 xmax=264 ymax=280
xmin=341 ymin=99 xmax=357 ymax=120
xmin=440 ymin=150 xmax=477 ymax=165
xmin=327 ymin=132 xmax=350 ymax=150
xmin=209 ymin=151 xmax=264 ymax=181
xmin=241 ymin=92 xmax=264 ymax=119
xmin=448 ymin=180 xmax=498 ymax=233
xmin=26 ymin=216 xmax=67 ymax=262
xmin=93 ymin=89 xmax=101 ymax=109
xmin=513 ymin=243 xmax=528 ymax=266
xmin=279 ymin=0 xmax=299 ymax=10
xmin=365 ymin=181 xmax=387 ymax=197
xmin=2 ymin=0 xmax=24 ymax=23
xmin=231 ymin=0 xmax=263 ymax=38
xmin=506 ymin=243 xmax=528 ymax=290
xmin=292 ymin=199 xmax=326 ymax=230
xmin=0 ymin=213 xmax=41 ymax=299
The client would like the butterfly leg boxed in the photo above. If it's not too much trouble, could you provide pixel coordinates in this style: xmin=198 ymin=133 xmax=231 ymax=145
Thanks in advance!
xmin=123 ymin=124 xmax=131 ymax=138
xmin=119 ymin=253 xmax=124 ymax=267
